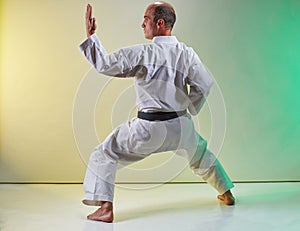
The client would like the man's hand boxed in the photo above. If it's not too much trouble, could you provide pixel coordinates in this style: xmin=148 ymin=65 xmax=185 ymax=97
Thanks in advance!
xmin=86 ymin=4 xmax=97 ymax=37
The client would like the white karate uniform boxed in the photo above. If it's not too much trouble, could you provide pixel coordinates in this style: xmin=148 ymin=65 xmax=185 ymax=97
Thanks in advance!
xmin=79 ymin=34 xmax=234 ymax=205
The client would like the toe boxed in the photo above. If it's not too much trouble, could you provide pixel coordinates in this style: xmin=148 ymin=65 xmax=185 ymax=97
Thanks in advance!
xmin=217 ymin=195 xmax=225 ymax=201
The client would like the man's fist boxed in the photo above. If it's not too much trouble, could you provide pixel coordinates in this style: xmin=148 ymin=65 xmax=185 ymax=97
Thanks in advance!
xmin=86 ymin=4 xmax=97 ymax=37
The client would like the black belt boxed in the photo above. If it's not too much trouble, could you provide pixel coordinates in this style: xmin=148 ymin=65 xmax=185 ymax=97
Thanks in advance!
xmin=137 ymin=110 xmax=187 ymax=121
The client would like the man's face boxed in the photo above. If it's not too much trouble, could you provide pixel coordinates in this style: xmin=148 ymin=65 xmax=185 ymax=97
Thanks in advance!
xmin=141 ymin=6 xmax=157 ymax=40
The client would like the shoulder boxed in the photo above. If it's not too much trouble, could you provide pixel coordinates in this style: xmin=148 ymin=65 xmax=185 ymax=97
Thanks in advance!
xmin=119 ymin=43 xmax=153 ymax=55
xmin=174 ymin=40 xmax=198 ymax=56
xmin=121 ymin=42 xmax=155 ymax=51
xmin=175 ymin=41 xmax=200 ymax=63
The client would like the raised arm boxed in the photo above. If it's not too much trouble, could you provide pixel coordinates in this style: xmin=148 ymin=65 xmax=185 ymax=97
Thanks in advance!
xmin=85 ymin=4 xmax=97 ymax=37
xmin=80 ymin=4 xmax=146 ymax=77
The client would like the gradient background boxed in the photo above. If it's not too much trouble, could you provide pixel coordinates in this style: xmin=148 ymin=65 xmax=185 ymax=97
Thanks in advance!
xmin=0 ymin=0 xmax=299 ymax=183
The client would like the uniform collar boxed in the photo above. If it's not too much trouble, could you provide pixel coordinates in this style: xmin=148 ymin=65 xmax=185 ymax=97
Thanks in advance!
xmin=152 ymin=36 xmax=179 ymax=44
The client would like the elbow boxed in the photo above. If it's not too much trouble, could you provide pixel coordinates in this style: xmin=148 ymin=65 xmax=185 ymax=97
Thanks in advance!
xmin=94 ymin=64 xmax=110 ymax=74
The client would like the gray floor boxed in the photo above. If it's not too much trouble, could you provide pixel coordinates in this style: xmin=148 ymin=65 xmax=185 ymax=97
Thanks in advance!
xmin=0 ymin=182 xmax=299 ymax=231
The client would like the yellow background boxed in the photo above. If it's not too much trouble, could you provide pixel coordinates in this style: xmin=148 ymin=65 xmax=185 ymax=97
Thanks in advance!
xmin=1 ymin=0 xmax=300 ymax=182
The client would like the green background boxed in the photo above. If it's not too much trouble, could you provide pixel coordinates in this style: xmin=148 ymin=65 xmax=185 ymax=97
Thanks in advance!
xmin=0 ymin=0 xmax=299 ymax=182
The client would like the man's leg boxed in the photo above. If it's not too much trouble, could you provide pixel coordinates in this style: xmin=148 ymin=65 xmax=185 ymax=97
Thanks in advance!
xmin=82 ymin=142 xmax=117 ymax=222
xmin=189 ymin=135 xmax=235 ymax=205
xmin=199 ymin=151 xmax=235 ymax=205
xmin=82 ymin=120 xmax=152 ymax=222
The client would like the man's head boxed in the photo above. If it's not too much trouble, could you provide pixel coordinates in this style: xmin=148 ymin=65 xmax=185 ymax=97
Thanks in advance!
xmin=142 ymin=1 xmax=176 ymax=40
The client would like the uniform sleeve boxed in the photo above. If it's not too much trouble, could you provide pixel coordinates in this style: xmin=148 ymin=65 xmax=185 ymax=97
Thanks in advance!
xmin=79 ymin=34 xmax=136 ymax=77
xmin=187 ymin=49 xmax=214 ymax=115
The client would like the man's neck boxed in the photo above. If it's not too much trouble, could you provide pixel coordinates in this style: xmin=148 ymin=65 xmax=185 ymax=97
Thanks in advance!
xmin=155 ymin=29 xmax=172 ymax=37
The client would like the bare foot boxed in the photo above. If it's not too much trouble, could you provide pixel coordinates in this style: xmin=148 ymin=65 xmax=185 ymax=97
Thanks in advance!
xmin=217 ymin=190 xmax=235 ymax=205
xmin=87 ymin=201 xmax=114 ymax=223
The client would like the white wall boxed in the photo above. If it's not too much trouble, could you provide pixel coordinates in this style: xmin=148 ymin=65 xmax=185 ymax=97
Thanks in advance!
xmin=1 ymin=0 xmax=300 ymax=183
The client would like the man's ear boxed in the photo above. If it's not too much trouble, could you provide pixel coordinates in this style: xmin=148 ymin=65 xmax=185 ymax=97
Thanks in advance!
xmin=157 ymin=19 xmax=164 ymax=27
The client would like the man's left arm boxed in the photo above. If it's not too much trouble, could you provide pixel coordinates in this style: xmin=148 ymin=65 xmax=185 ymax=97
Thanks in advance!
xmin=187 ymin=50 xmax=214 ymax=115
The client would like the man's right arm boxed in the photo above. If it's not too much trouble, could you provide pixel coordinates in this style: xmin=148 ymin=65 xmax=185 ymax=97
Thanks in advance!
xmin=79 ymin=34 xmax=135 ymax=77
xmin=80 ymin=5 xmax=133 ymax=77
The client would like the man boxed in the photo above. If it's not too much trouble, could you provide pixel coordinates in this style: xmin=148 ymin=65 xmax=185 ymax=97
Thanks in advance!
xmin=79 ymin=2 xmax=235 ymax=223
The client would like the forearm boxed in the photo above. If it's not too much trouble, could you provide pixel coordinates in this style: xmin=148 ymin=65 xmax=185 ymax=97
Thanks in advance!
xmin=79 ymin=34 xmax=132 ymax=76
xmin=187 ymin=68 xmax=213 ymax=115
xmin=188 ymin=89 xmax=206 ymax=115
xmin=79 ymin=34 xmax=107 ymax=71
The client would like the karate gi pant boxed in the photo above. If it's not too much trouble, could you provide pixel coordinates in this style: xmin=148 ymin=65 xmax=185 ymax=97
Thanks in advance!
xmin=82 ymin=115 xmax=234 ymax=206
